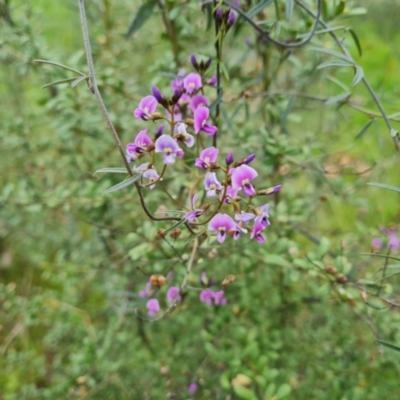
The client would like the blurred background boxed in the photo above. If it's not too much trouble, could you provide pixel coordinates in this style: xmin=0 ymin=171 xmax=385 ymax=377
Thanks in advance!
xmin=1 ymin=0 xmax=400 ymax=399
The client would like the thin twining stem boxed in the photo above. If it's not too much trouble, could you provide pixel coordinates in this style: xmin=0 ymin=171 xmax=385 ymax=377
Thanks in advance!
xmin=213 ymin=0 xmax=222 ymax=148
xmin=224 ymin=0 xmax=322 ymax=48
xmin=78 ymin=0 xmax=181 ymax=223
xmin=294 ymin=0 xmax=400 ymax=153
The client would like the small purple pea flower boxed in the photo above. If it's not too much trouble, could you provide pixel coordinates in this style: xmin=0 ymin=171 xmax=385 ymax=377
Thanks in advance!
xmin=188 ymin=382 xmax=198 ymax=395
xmin=208 ymin=75 xmax=217 ymax=86
xmin=143 ymin=168 xmax=159 ymax=189
xmin=231 ymin=165 xmax=258 ymax=196
xmin=222 ymin=185 xmax=239 ymax=204
xmin=227 ymin=10 xmax=236 ymax=26
xmin=371 ymin=237 xmax=383 ymax=252
xmin=195 ymin=146 xmax=219 ymax=169
xmin=185 ymin=194 xmax=203 ymax=222
xmin=208 ymin=213 xmax=236 ymax=243
xmin=245 ymin=154 xmax=256 ymax=164
xmin=387 ymin=229 xmax=400 ymax=252
xmin=133 ymin=95 xmax=158 ymax=120
xmin=251 ymin=220 xmax=267 ymax=244
xmin=214 ymin=290 xmax=227 ymax=305
xmin=205 ymin=172 xmax=223 ymax=198
xmin=146 ymin=298 xmax=160 ymax=317
xmin=126 ymin=129 xmax=154 ymax=162
xmin=176 ymin=122 xmax=194 ymax=148
xmin=200 ymin=289 xmax=215 ymax=305
xmin=193 ymin=106 xmax=218 ymax=135
xmin=183 ymin=72 xmax=202 ymax=94
xmin=226 ymin=152 xmax=234 ymax=165
xmin=167 ymin=286 xmax=182 ymax=303
xmin=254 ymin=204 xmax=270 ymax=227
xmin=171 ymin=70 xmax=185 ymax=91
xmin=190 ymin=54 xmax=199 ymax=70
xmin=155 ymin=135 xmax=184 ymax=165
xmin=232 ymin=223 xmax=247 ymax=241
xmin=235 ymin=211 xmax=255 ymax=224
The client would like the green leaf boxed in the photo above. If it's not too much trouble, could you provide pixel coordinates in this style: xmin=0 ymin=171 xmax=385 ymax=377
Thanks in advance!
xmin=334 ymin=0 xmax=345 ymax=17
xmin=310 ymin=47 xmax=353 ymax=63
xmin=367 ymin=183 xmax=400 ymax=193
xmin=163 ymin=218 xmax=187 ymax=235
xmin=317 ymin=60 xmax=354 ymax=69
xmin=351 ymin=66 xmax=364 ymax=86
xmin=41 ymin=78 xmax=78 ymax=89
xmin=324 ymin=92 xmax=350 ymax=106
xmin=348 ymin=28 xmax=362 ymax=57
xmin=265 ymin=254 xmax=292 ymax=268
xmin=286 ymin=0 xmax=294 ymax=21
xmin=33 ymin=59 xmax=86 ymax=76
xmin=276 ymin=383 xmax=292 ymax=398
xmin=233 ymin=385 xmax=255 ymax=400
xmin=376 ymin=339 xmax=400 ymax=352
xmin=355 ymin=119 xmax=374 ymax=139
xmin=246 ymin=0 xmax=275 ymax=19
xmin=104 ymin=174 xmax=142 ymax=194
xmin=125 ymin=0 xmax=157 ymax=38
xmin=220 ymin=61 xmax=230 ymax=81
xmin=209 ymin=88 xmax=224 ymax=114
xmin=95 ymin=167 xmax=130 ymax=174
xmin=71 ymin=75 xmax=88 ymax=88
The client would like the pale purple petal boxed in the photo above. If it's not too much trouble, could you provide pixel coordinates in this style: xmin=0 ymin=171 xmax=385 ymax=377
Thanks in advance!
xmin=251 ymin=220 xmax=266 ymax=244
xmin=214 ymin=290 xmax=227 ymax=305
xmin=134 ymin=95 xmax=158 ymax=120
xmin=200 ymin=289 xmax=214 ymax=305
xmin=194 ymin=106 xmax=210 ymax=134
xmin=190 ymin=94 xmax=209 ymax=111
xmin=146 ymin=298 xmax=160 ymax=317
xmin=192 ymin=193 xmax=199 ymax=209
xmin=235 ymin=212 xmax=255 ymax=223
xmin=231 ymin=165 xmax=258 ymax=196
xmin=202 ymin=124 xmax=218 ymax=136
xmin=135 ymin=129 xmax=153 ymax=147
xmin=195 ymin=146 xmax=219 ymax=169
xmin=188 ymin=382 xmax=198 ymax=395
xmin=205 ymin=172 xmax=222 ymax=198
xmin=155 ymin=135 xmax=182 ymax=165
xmin=183 ymin=72 xmax=202 ymax=94
xmin=371 ymin=237 xmax=383 ymax=250
xmin=167 ymin=286 xmax=182 ymax=303
xmin=143 ymin=169 xmax=159 ymax=189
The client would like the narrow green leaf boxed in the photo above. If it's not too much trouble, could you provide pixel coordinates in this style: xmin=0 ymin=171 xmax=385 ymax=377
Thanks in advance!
xmin=246 ymin=0 xmax=275 ymax=19
xmin=355 ymin=119 xmax=374 ymax=139
xmin=104 ymin=174 xmax=141 ymax=194
xmin=351 ymin=66 xmax=364 ymax=86
xmin=163 ymin=218 xmax=186 ymax=235
xmin=286 ymin=0 xmax=294 ymax=21
xmin=125 ymin=0 xmax=157 ymax=38
xmin=317 ymin=60 xmax=354 ymax=69
xmin=42 ymin=78 xmax=78 ymax=89
xmin=367 ymin=182 xmax=400 ymax=193
xmin=324 ymin=92 xmax=350 ymax=106
xmin=388 ymin=264 xmax=400 ymax=269
xmin=71 ymin=75 xmax=88 ymax=88
xmin=33 ymin=59 xmax=86 ymax=76
xmin=310 ymin=47 xmax=353 ymax=63
xmin=219 ymin=61 xmax=230 ymax=81
xmin=391 ymin=128 xmax=399 ymax=138
xmin=95 ymin=167 xmax=130 ymax=174
xmin=376 ymin=339 xmax=400 ymax=352
xmin=185 ymin=230 xmax=207 ymax=245
xmin=348 ymin=28 xmax=362 ymax=57
xmin=209 ymin=88 xmax=224 ymax=113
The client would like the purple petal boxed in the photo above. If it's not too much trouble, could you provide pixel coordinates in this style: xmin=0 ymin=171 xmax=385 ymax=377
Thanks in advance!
xmin=208 ymin=213 xmax=236 ymax=232
xmin=200 ymin=289 xmax=214 ymax=305
xmin=146 ymin=298 xmax=160 ymax=316
xmin=231 ymin=165 xmax=258 ymax=190
xmin=192 ymin=193 xmax=199 ymax=209
xmin=155 ymin=135 xmax=180 ymax=152
xmin=243 ymin=183 xmax=256 ymax=197
xmin=167 ymin=286 xmax=182 ymax=303
xmin=135 ymin=129 xmax=153 ymax=147
xmin=139 ymin=95 xmax=157 ymax=114
xmin=190 ymin=94 xmax=209 ymax=111
xmin=235 ymin=212 xmax=255 ymax=223
xmin=194 ymin=106 xmax=210 ymax=134
xmin=183 ymin=72 xmax=202 ymax=94
xmin=202 ymin=124 xmax=218 ymax=136
xmin=214 ymin=290 xmax=227 ymax=305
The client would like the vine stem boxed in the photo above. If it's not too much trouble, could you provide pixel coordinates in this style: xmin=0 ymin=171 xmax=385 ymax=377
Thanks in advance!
xmin=78 ymin=0 xmax=182 ymax=223
xmin=213 ymin=0 xmax=222 ymax=148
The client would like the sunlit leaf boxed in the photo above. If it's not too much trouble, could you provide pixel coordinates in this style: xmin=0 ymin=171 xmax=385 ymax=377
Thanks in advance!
xmin=42 ymin=78 xmax=78 ymax=89
xmin=355 ymin=119 xmax=374 ymax=139
xmin=246 ymin=0 xmax=275 ymax=19
xmin=351 ymin=65 xmax=364 ymax=86
xmin=317 ymin=60 xmax=354 ymax=69
xmin=286 ymin=0 xmax=294 ymax=21
xmin=348 ymin=28 xmax=362 ymax=57
xmin=71 ymin=75 xmax=88 ymax=88
xmin=95 ymin=167 xmax=130 ymax=174
xmin=310 ymin=47 xmax=352 ymax=62
xmin=376 ymin=339 xmax=400 ymax=352
xmin=324 ymin=92 xmax=350 ymax=105
xmin=367 ymin=182 xmax=400 ymax=193
xmin=33 ymin=59 xmax=86 ymax=76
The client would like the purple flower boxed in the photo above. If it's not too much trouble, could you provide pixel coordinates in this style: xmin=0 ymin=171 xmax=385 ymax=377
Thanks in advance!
xmin=143 ymin=168 xmax=159 ymax=189
xmin=193 ymin=106 xmax=218 ymax=135
xmin=200 ymin=289 xmax=215 ymax=305
xmin=245 ymin=154 xmax=256 ymax=164
xmin=152 ymin=86 xmax=166 ymax=106
xmin=371 ymin=237 xmax=383 ymax=251
xmin=215 ymin=7 xmax=223 ymax=20
xmin=208 ymin=75 xmax=217 ymax=86
xmin=190 ymin=94 xmax=209 ymax=111
xmin=388 ymin=230 xmax=400 ymax=252
xmin=126 ymin=129 xmax=153 ymax=161
xmin=155 ymin=135 xmax=184 ymax=165
xmin=139 ymin=281 xmax=151 ymax=298
xmin=254 ymin=204 xmax=270 ymax=227
xmin=214 ymin=290 xmax=227 ymax=305
xmin=232 ymin=223 xmax=247 ymax=240
xmin=133 ymin=95 xmax=158 ymax=120
xmin=176 ymin=122 xmax=194 ymax=148
xmin=183 ymin=72 xmax=202 ymax=94
xmin=185 ymin=194 xmax=203 ymax=221
xmin=205 ymin=172 xmax=223 ymax=198
xmin=188 ymin=382 xmax=198 ymax=395
xmin=208 ymin=213 xmax=236 ymax=243
xmin=195 ymin=146 xmax=219 ymax=169
xmin=133 ymin=162 xmax=150 ymax=173
xmin=171 ymin=70 xmax=185 ymax=91
xmin=167 ymin=286 xmax=182 ymax=303
xmin=231 ymin=165 xmax=258 ymax=197
xmin=225 ymin=152 xmax=234 ymax=165
xmin=251 ymin=220 xmax=267 ymax=244
xmin=222 ymin=186 xmax=239 ymax=204
xmin=235 ymin=211 xmax=255 ymax=224
xmin=146 ymin=298 xmax=160 ymax=317
xmin=190 ymin=54 xmax=199 ymax=69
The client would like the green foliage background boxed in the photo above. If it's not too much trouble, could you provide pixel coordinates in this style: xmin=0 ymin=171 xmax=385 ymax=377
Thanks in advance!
xmin=1 ymin=0 xmax=400 ymax=399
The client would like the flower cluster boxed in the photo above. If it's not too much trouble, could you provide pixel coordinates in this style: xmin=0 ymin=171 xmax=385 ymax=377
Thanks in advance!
xmin=125 ymin=56 xmax=282 ymax=246
xmin=371 ymin=227 xmax=400 ymax=253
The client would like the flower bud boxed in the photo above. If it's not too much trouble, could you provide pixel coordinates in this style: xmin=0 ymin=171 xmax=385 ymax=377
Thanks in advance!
xmin=155 ymin=125 xmax=164 ymax=139
xmin=171 ymin=89 xmax=183 ymax=105
xmin=227 ymin=10 xmax=236 ymax=26
xmin=336 ymin=274 xmax=348 ymax=284
xmin=204 ymin=58 xmax=212 ymax=70
xmin=208 ymin=75 xmax=217 ymax=86
xmin=152 ymin=86 xmax=167 ymax=106
xmin=169 ymin=228 xmax=182 ymax=239
xmin=324 ymin=265 xmax=337 ymax=275
xmin=150 ymin=274 xmax=167 ymax=287
xmin=225 ymin=152 xmax=234 ymax=165
xmin=190 ymin=54 xmax=199 ymax=70
xmin=155 ymin=229 xmax=166 ymax=239
xmin=258 ymin=184 xmax=283 ymax=196
xmin=222 ymin=274 xmax=235 ymax=288
xmin=215 ymin=7 xmax=223 ymax=20
xmin=245 ymin=153 xmax=256 ymax=164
